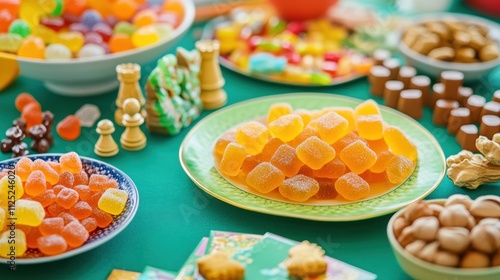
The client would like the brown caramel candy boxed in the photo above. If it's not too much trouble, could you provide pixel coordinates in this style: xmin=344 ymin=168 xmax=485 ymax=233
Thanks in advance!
xmin=481 ymin=101 xmax=500 ymax=119
xmin=397 ymin=66 xmax=416 ymax=88
xmin=466 ymin=95 xmax=487 ymax=123
xmin=383 ymin=58 xmax=401 ymax=80
xmin=369 ymin=66 xmax=391 ymax=97
xmin=456 ymin=124 xmax=479 ymax=152
xmin=398 ymin=89 xmax=423 ymax=119
xmin=409 ymin=76 xmax=431 ymax=107
xmin=448 ymin=107 xmax=471 ymax=135
xmin=373 ymin=49 xmax=391 ymax=66
xmin=458 ymin=87 xmax=473 ymax=106
xmin=431 ymin=83 xmax=445 ymax=108
xmin=384 ymin=80 xmax=404 ymax=108
xmin=441 ymin=70 xmax=463 ymax=100
xmin=494 ymin=90 xmax=500 ymax=103
xmin=455 ymin=47 xmax=477 ymax=63
xmin=479 ymin=44 xmax=499 ymax=62
xmin=433 ymin=99 xmax=459 ymax=126
xmin=428 ymin=47 xmax=455 ymax=61
xmin=479 ymin=115 xmax=500 ymax=140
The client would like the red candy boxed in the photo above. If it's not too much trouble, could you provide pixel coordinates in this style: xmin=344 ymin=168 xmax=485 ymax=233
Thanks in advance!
xmin=56 ymin=115 xmax=81 ymax=141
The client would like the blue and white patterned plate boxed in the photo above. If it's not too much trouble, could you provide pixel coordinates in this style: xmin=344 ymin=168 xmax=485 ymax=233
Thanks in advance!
xmin=0 ymin=154 xmax=139 ymax=264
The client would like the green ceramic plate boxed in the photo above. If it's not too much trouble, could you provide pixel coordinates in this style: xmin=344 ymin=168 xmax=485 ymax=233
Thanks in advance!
xmin=179 ymin=93 xmax=446 ymax=221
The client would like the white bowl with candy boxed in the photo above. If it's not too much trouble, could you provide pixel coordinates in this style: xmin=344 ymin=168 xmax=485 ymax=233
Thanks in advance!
xmin=0 ymin=0 xmax=195 ymax=96
xmin=387 ymin=195 xmax=500 ymax=280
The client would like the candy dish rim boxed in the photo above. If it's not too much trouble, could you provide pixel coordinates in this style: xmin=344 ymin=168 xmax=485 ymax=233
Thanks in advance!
xmin=398 ymin=12 xmax=500 ymax=71
xmin=0 ymin=153 xmax=140 ymax=264
xmin=201 ymin=15 xmax=368 ymax=87
xmin=3 ymin=0 xmax=195 ymax=64
xmin=179 ymin=93 xmax=446 ymax=221
xmin=387 ymin=198 xmax=500 ymax=277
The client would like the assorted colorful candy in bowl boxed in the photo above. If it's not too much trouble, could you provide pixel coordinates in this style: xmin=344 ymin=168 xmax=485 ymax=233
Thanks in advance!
xmin=0 ymin=0 xmax=185 ymax=59
xmin=210 ymin=7 xmax=374 ymax=86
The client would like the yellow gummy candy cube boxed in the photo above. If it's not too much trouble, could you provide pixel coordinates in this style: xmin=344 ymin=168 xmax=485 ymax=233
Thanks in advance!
xmin=235 ymin=121 xmax=269 ymax=155
xmin=0 ymin=229 xmax=27 ymax=258
xmin=268 ymin=114 xmax=304 ymax=142
xmin=98 ymin=189 xmax=129 ymax=215
xmin=0 ymin=175 xmax=24 ymax=208
xmin=14 ymin=199 xmax=45 ymax=227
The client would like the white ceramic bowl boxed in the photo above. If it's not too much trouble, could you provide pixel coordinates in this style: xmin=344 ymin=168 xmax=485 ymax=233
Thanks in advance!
xmin=398 ymin=13 xmax=500 ymax=82
xmin=387 ymin=199 xmax=500 ymax=280
xmin=13 ymin=0 xmax=195 ymax=96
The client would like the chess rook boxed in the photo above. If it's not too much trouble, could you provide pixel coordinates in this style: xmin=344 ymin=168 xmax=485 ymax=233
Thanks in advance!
xmin=196 ymin=40 xmax=227 ymax=109
xmin=115 ymin=63 xmax=146 ymax=126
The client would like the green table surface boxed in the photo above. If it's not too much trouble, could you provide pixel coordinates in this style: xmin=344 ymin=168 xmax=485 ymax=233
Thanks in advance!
xmin=1 ymin=1 xmax=500 ymax=279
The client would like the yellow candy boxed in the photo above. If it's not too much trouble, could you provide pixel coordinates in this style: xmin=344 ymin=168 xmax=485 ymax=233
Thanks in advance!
xmin=32 ymin=25 xmax=57 ymax=44
xmin=55 ymin=32 xmax=84 ymax=53
xmin=315 ymin=112 xmax=349 ymax=144
xmin=354 ymin=99 xmax=381 ymax=120
xmin=215 ymin=24 xmax=239 ymax=40
xmin=356 ymin=114 xmax=384 ymax=140
xmin=268 ymin=114 xmax=304 ymax=142
xmin=14 ymin=199 xmax=45 ymax=227
xmin=0 ymin=207 xmax=5 ymax=231
xmin=0 ymin=229 xmax=27 ymax=258
xmin=132 ymin=26 xmax=160 ymax=48
xmin=267 ymin=103 xmax=293 ymax=124
xmin=0 ymin=53 xmax=19 ymax=92
xmin=0 ymin=175 xmax=24 ymax=208
xmin=220 ymin=143 xmax=247 ymax=176
xmin=235 ymin=121 xmax=269 ymax=155
xmin=337 ymin=57 xmax=353 ymax=77
xmin=98 ymin=189 xmax=129 ymax=215
xmin=296 ymin=136 xmax=336 ymax=170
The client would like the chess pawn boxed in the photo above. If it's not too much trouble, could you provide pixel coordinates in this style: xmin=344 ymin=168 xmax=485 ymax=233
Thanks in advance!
xmin=196 ymin=40 xmax=227 ymax=110
xmin=115 ymin=63 xmax=147 ymax=126
xmin=94 ymin=119 xmax=119 ymax=157
xmin=120 ymin=98 xmax=147 ymax=151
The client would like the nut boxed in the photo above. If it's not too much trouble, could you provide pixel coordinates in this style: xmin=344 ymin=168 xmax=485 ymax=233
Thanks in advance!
xmin=405 ymin=240 xmax=427 ymax=256
xmin=493 ymin=249 xmax=500 ymax=266
xmin=444 ymin=194 xmax=473 ymax=209
xmin=413 ymin=216 xmax=439 ymax=241
xmin=418 ymin=241 xmax=440 ymax=263
xmin=438 ymin=227 xmax=470 ymax=254
xmin=433 ymin=250 xmax=460 ymax=267
xmin=478 ymin=218 xmax=500 ymax=230
xmin=470 ymin=224 xmax=500 ymax=254
xmin=398 ymin=226 xmax=416 ymax=248
xmin=440 ymin=204 xmax=472 ymax=227
xmin=404 ymin=201 xmax=433 ymax=223
xmin=460 ymin=251 xmax=490 ymax=268
xmin=470 ymin=196 xmax=500 ymax=218
xmin=393 ymin=216 xmax=409 ymax=238
xmin=429 ymin=203 xmax=443 ymax=217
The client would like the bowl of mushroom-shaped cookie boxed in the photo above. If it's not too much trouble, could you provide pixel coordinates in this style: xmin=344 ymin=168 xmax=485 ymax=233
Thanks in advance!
xmin=398 ymin=13 xmax=500 ymax=82
xmin=387 ymin=195 xmax=500 ymax=280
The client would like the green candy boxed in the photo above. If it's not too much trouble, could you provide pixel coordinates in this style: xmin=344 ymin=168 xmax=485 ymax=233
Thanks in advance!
xmin=257 ymin=40 xmax=281 ymax=52
xmin=311 ymin=72 xmax=332 ymax=85
xmin=51 ymin=0 xmax=64 ymax=16
xmin=0 ymin=34 xmax=24 ymax=53
xmin=114 ymin=21 xmax=137 ymax=36
xmin=268 ymin=17 xmax=286 ymax=36
xmin=8 ymin=19 xmax=31 ymax=38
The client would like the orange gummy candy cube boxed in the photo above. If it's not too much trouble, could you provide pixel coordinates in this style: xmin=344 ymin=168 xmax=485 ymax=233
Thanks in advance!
xmin=60 ymin=221 xmax=89 ymax=247
xmin=15 ymin=157 xmax=33 ymax=182
xmin=335 ymin=172 xmax=370 ymax=201
xmin=25 ymin=170 xmax=47 ymax=196
xmin=370 ymin=151 xmax=395 ymax=173
xmin=294 ymin=109 xmax=313 ymax=126
xmin=235 ymin=121 xmax=269 ymax=155
xmin=60 ymin=152 xmax=83 ymax=174
xmin=339 ymin=140 xmax=377 ymax=174
xmin=267 ymin=102 xmax=293 ymax=124
xmin=356 ymin=114 xmax=384 ymax=140
xmin=332 ymin=132 xmax=365 ymax=152
xmin=56 ymin=171 xmax=74 ymax=188
xmin=278 ymin=174 xmax=319 ymax=202
xmin=37 ymin=234 xmax=67 ymax=256
xmin=270 ymin=144 xmax=304 ymax=177
xmin=383 ymin=126 xmax=418 ymax=161
xmin=315 ymin=179 xmax=338 ymax=200
xmin=81 ymin=217 xmax=98 ymax=232
xmin=33 ymin=189 xmax=56 ymax=208
xmin=353 ymin=99 xmax=380 ymax=120
xmin=313 ymin=158 xmax=346 ymax=179
xmin=288 ymin=126 xmax=319 ymax=148
xmin=214 ymin=131 xmax=236 ymax=155
xmin=268 ymin=114 xmax=304 ymax=142
xmin=323 ymin=107 xmax=355 ymax=132
xmin=296 ymin=136 xmax=336 ymax=170
xmin=257 ymin=137 xmax=285 ymax=162
xmin=366 ymin=138 xmax=389 ymax=154
xmin=246 ymin=162 xmax=285 ymax=193
xmin=315 ymin=112 xmax=349 ymax=144
xmin=386 ymin=155 xmax=414 ymax=184
xmin=241 ymin=156 xmax=262 ymax=174
xmin=39 ymin=217 xmax=65 ymax=236
xmin=32 ymin=159 xmax=60 ymax=185
xmin=219 ymin=143 xmax=247 ymax=177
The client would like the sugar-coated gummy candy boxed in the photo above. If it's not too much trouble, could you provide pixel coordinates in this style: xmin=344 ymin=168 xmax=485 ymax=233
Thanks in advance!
xmin=57 ymin=115 xmax=81 ymax=141
xmin=335 ymin=172 xmax=370 ymax=201
xmin=60 ymin=152 xmax=83 ymax=173
xmin=104 ymin=178 xmax=118 ymax=190
xmin=240 ymin=156 xmax=262 ymax=174
xmin=279 ymin=174 xmax=319 ymax=202
xmin=353 ymin=99 xmax=380 ymax=120
xmin=366 ymin=138 xmax=389 ymax=154
xmin=131 ymin=25 xmax=160 ymax=47
xmin=32 ymin=159 xmax=59 ymax=184
xmin=316 ymin=179 xmax=338 ymax=199
xmin=87 ymin=190 xmax=104 ymax=207
xmin=15 ymin=92 xmax=37 ymax=112
xmin=267 ymin=103 xmax=293 ymax=124
xmin=73 ymin=170 xmax=89 ymax=185
xmin=270 ymin=144 xmax=304 ymax=177
xmin=0 ymin=208 xmax=5 ymax=230
xmin=219 ymin=143 xmax=247 ymax=177
xmin=315 ymin=112 xmax=349 ymax=144
xmin=44 ymin=43 xmax=72 ymax=60
xmin=57 ymin=171 xmax=74 ymax=188
xmin=0 ymin=33 xmax=23 ymax=52
xmin=0 ymin=175 xmax=24 ymax=207
xmin=70 ymin=201 xmax=93 ymax=219
xmin=33 ymin=189 xmax=56 ymax=208
xmin=97 ymin=188 xmax=129 ymax=215
xmin=61 ymin=221 xmax=89 ymax=247
xmin=81 ymin=217 xmax=98 ymax=232
xmin=56 ymin=188 xmax=79 ymax=209
xmin=235 ymin=121 xmax=268 ymax=155
xmin=15 ymin=199 xmax=45 ymax=226
xmin=370 ymin=151 xmax=395 ymax=173
xmin=25 ymin=170 xmax=47 ymax=196
xmin=39 ymin=217 xmax=65 ymax=236
xmin=37 ymin=234 xmax=67 ymax=255
xmin=91 ymin=208 xmax=113 ymax=228
xmin=21 ymin=103 xmax=43 ymax=128
xmin=0 ymin=229 xmax=27 ymax=257
xmin=214 ymin=131 xmax=236 ymax=156
xmin=52 ymin=184 xmax=66 ymax=195
xmin=313 ymin=158 xmax=346 ymax=179
xmin=386 ymin=155 xmax=414 ymax=184
xmin=339 ymin=140 xmax=377 ymax=174
xmin=77 ymin=43 xmax=106 ymax=58
xmin=257 ymin=137 xmax=284 ymax=162
xmin=58 ymin=212 xmax=79 ymax=225
xmin=74 ymin=184 xmax=91 ymax=201
xmin=332 ymin=132 xmax=364 ymax=152
xmin=383 ymin=126 xmax=418 ymax=161
xmin=268 ymin=114 xmax=304 ymax=142
xmin=329 ymin=107 xmax=355 ymax=132
xmin=246 ymin=162 xmax=285 ymax=194
xmin=294 ymin=109 xmax=313 ymax=126
xmin=296 ymin=136 xmax=336 ymax=170
xmin=47 ymin=161 xmax=62 ymax=175
xmin=24 ymin=226 xmax=41 ymax=249
xmin=47 ymin=203 xmax=66 ymax=217
xmin=17 ymin=36 xmax=45 ymax=58
xmin=288 ymin=126 xmax=319 ymax=148
xmin=356 ymin=114 xmax=384 ymax=140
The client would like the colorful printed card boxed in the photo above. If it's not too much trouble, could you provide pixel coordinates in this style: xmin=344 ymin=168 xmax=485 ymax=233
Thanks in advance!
xmin=206 ymin=231 xmax=263 ymax=257
xmin=175 ymin=237 xmax=209 ymax=280
xmin=244 ymin=233 xmax=377 ymax=280
xmin=139 ymin=266 xmax=176 ymax=280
